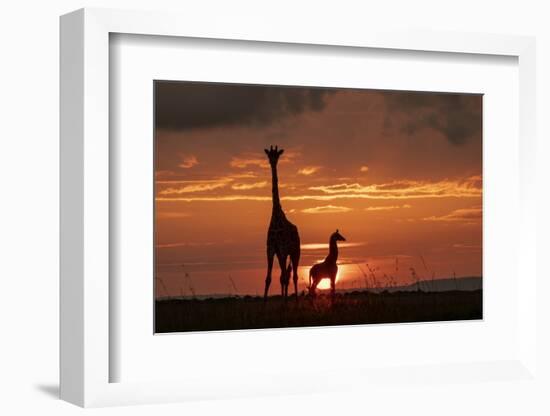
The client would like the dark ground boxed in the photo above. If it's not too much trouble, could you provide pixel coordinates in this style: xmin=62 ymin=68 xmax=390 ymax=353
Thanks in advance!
xmin=155 ymin=289 xmax=482 ymax=333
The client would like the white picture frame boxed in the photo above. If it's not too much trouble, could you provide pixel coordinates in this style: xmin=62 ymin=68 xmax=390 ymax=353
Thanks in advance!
xmin=60 ymin=7 xmax=538 ymax=408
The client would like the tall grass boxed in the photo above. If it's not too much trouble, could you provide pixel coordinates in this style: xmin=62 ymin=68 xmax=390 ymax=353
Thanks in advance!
xmin=155 ymin=277 xmax=169 ymax=297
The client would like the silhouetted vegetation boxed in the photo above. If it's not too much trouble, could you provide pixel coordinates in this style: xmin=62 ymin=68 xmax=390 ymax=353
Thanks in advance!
xmin=155 ymin=289 xmax=482 ymax=333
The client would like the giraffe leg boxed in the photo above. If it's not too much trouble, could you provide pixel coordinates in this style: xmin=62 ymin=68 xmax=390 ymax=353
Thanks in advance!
xmin=264 ymin=251 xmax=274 ymax=301
xmin=291 ymin=253 xmax=299 ymax=301
xmin=310 ymin=277 xmax=319 ymax=297
xmin=287 ymin=262 xmax=292 ymax=298
xmin=277 ymin=254 xmax=288 ymax=301
xmin=330 ymin=275 xmax=336 ymax=297
xmin=285 ymin=263 xmax=291 ymax=298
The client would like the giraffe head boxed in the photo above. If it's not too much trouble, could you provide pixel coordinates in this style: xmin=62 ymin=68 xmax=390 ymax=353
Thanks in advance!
xmin=331 ymin=229 xmax=346 ymax=242
xmin=264 ymin=145 xmax=284 ymax=167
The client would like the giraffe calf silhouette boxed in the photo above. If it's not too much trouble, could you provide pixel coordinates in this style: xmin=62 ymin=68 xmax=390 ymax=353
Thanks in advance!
xmin=309 ymin=230 xmax=346 ymax=297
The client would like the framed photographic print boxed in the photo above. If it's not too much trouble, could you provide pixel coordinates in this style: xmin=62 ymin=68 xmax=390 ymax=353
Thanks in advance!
xmin=153 ymin=81 xmax=483 ymax=333
xmin=60 ymin=7 xmax=539 ymax=408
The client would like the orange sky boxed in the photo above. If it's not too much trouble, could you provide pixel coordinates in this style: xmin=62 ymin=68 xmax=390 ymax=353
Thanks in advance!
xmin=154 ymin=82 xmax=482 ymax=297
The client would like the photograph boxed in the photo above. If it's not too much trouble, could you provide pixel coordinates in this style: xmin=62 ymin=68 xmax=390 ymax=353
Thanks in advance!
xmin=154 ymin=81 xmax=483 ymax=333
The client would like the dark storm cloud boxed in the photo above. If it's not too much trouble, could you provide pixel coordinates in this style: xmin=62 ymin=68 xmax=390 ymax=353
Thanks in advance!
xmin=383 ymin=91 xmax=482 ymax=146
xmin=155 ymin=81 xmax=333 ymax=131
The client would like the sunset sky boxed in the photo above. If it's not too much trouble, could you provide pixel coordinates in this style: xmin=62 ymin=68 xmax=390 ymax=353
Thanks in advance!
xmin=154 ymin=81 xmax=482 ymax=297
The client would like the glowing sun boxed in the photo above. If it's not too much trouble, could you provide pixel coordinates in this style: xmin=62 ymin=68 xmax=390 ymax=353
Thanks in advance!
xmin=315 ymin=269 xmax=341 ymax=290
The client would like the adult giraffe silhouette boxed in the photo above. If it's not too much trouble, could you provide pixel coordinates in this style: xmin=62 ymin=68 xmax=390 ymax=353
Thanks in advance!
xmin=263 ymin=145 xmax=301 ymax=301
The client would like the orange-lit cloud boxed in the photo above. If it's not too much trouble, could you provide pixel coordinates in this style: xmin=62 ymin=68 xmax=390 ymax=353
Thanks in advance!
xmin=230 ymin=150 xmax=300 ymax=169
xmin=298 ymin=166 xmax=321 ymax=176
xmin=178 ymin=155 xmax=199 ymax=169
xmin=230 ymin=155 xmax=269 ymax=169
xmin=231 ymin=172 xmax=259 ymax=179
xmin=159 ymin=179 xmax=230 ymax=195
xmin=231 ymin=181 xmax=268 ymax=190
xmin=301 ymin=205 xmax=353 ymax=214
xmin=156 ymin=176 xmax=481 ymax=202
xmin=309 ymin=176 xmax=481 ymax=200
xmin=158 ymin=174 xmax=266 ymax=194
xmin=156 ymin=242 xmax=189 ymax=248
xmin=157 ymin=195 xmax=270 ymax=202
xmin=365 ymin=204 xmax=411 ymax=211
xmin=360 ymin=166 xmax=369 ymax=173
xmin=424 ymin=206 xmax=482 ymax=223
xmin=157 ymin=172 xmax=259 ymax=185
xmin=301 ymin=242 xmax=366 ymax=250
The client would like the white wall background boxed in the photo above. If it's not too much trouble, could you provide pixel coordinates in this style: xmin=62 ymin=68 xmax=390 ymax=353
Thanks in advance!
xmin=0 ymin=1 xmax=548 ymax=415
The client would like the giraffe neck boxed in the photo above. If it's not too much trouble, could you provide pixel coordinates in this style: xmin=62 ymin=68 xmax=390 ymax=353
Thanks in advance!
xmin=327 ymin=238 xmax=338 ymax=262
xmin=270 ymin=164 xmax=282 ymax=215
